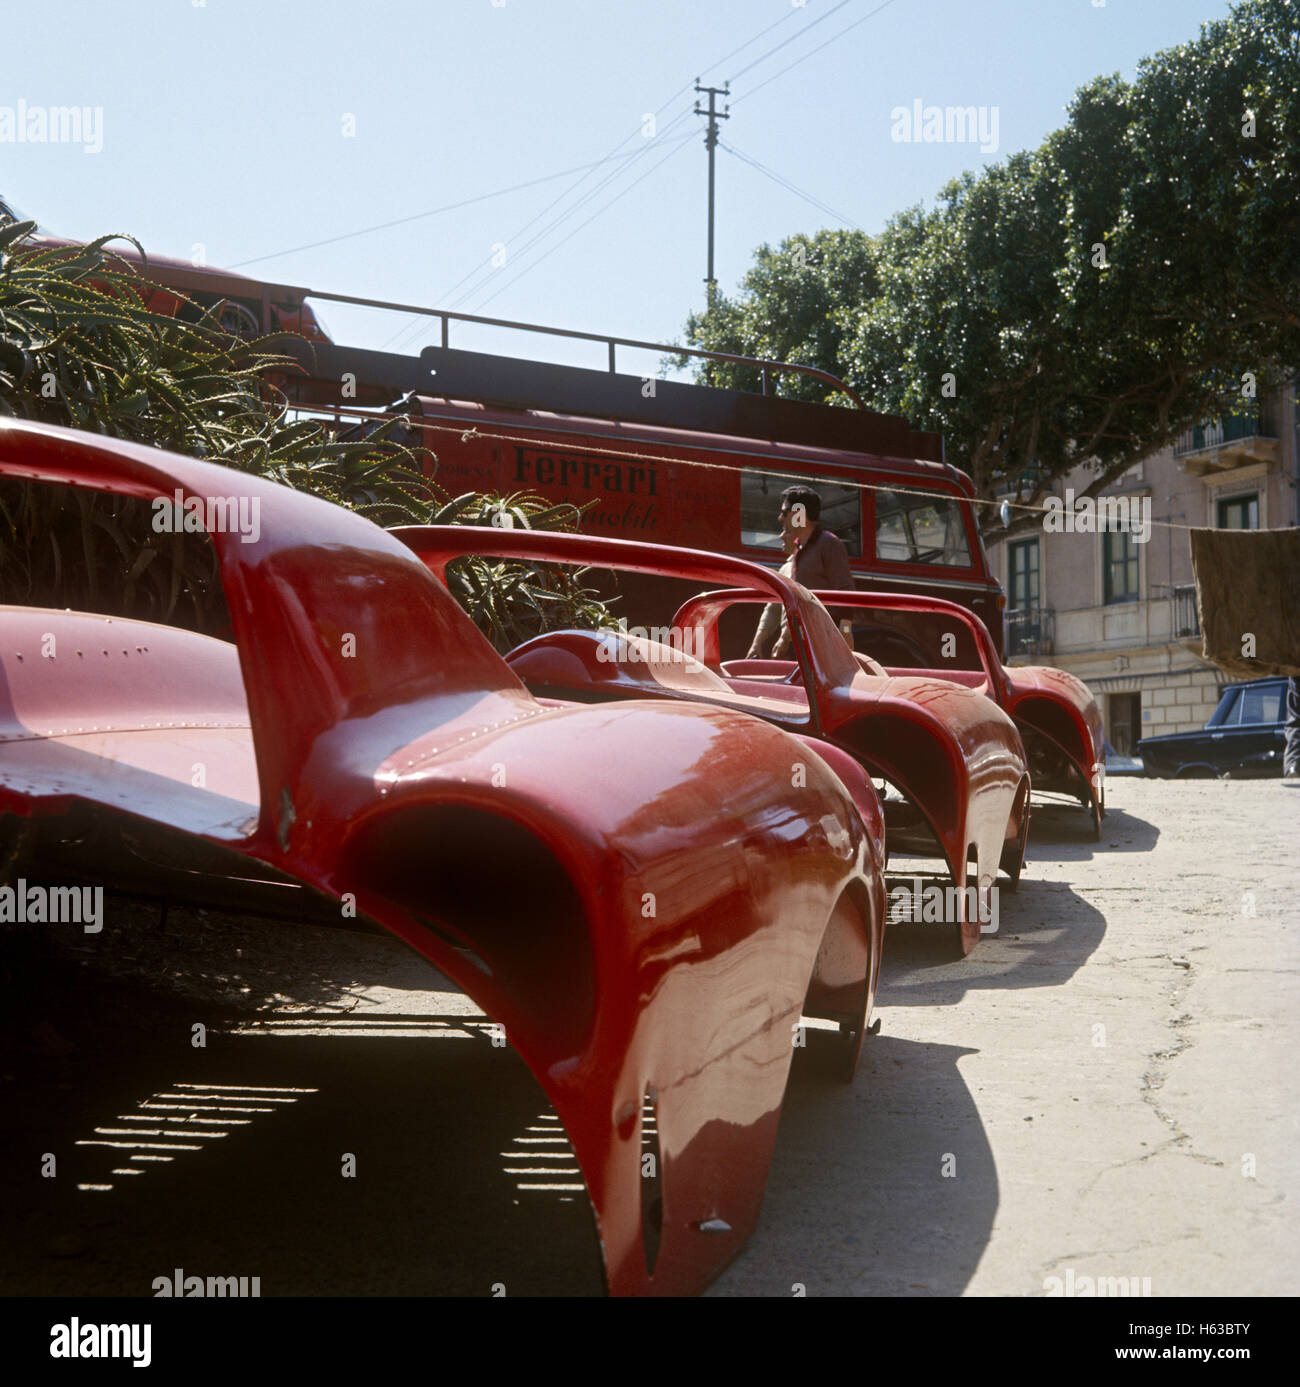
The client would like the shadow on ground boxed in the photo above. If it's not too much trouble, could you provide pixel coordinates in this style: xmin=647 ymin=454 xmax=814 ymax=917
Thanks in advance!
xmin=0 ymin=964 xmax=604 ymax=1297
xmin=710 ymin=1032 xmax=995 ymax=1296
xmin=1025 ymin=800 xmax=1160 ymax=861
xmin=877 ymin=871 xmax=1109 ymax=1007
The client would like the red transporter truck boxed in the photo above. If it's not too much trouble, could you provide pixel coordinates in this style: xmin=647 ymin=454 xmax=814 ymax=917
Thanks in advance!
xmin=281 ymin=308 xmax=1008 ymax=655
xmin=4 ymin=211 xmax=1003 ymax=650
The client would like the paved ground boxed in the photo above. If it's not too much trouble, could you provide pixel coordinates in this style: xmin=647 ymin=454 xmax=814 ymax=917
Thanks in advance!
xmin=714 ymin=777 xmax=1300 ymax=1297
xmin=2 ymin=777 xmax=1296 ymax=1297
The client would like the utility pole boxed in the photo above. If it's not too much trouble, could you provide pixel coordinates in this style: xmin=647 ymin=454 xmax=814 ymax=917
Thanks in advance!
xmin=694 ymin=80 xmax=729 ymax=302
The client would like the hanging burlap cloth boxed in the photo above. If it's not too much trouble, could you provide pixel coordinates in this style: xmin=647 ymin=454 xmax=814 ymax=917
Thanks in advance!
xmin=1188 ymin=527 xmax=1300 ymax=677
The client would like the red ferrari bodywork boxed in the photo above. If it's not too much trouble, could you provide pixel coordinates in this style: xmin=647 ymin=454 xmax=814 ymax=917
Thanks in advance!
xmin=811 ymin=590 xmax=1106 ymax=836
xmin=0 ymin=418 xmax=887 ymax=1295
xmin=391 ymin=527 xmax=1031 ymax=955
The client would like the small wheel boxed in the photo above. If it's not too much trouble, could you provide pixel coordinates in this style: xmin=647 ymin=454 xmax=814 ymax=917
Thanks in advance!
xmin=213 ymin=298 xmax=261 ymax=340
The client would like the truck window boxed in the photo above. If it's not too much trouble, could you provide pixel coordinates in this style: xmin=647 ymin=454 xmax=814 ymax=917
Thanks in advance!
xmin=874 ymin=488 xmax=972 ymax=567
xmin=740 ymin=470 xmax=862 ymax=557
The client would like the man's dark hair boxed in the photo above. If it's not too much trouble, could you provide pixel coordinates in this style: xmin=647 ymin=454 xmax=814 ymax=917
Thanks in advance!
xmin=779 ymin=485 xmax=821 ymax=521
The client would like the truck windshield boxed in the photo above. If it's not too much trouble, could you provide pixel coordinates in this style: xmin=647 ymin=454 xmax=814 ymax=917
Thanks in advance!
xmin=874 ymin=488 xmax=972 ymax=567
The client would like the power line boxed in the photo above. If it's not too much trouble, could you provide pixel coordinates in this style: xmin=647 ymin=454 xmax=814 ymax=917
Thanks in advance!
xmin=237 ymin=2 xmax=895 ymax=321
xmin=448 ymin=101 xmax=703 ymax=317
xmin=410 ymin=7 xmax=815 ymax=331
xmin=728 ymin=0 xmax=863 ymax=84
xmin=380 ymin=105 xmax=706 ymax=349
xmin=431 ymin=115 xmax=693 ymax=321
xmin=380 ymin=121 xmax=695 ymax=351
xmin=702 ymin=2 xmax=811 ymax=80
xmin=227 ymin=150 xmax=672 ymax=271
xmin=381 ymin=116 xmax=696 ymax=350
xmin=731 ymin=0 xmax=904 ymax=107
xmin=721 ymin=140 xmax=862 ymax=230
xmin=419 ymin=4 xmax=849 ymax=323
xmin=451 ymin=114 xmax=697 ymax=313
xmin=472 ymin=136 xmax=697 ymax=316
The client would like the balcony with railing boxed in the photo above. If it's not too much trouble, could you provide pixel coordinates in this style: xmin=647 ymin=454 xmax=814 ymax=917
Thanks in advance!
xmin=1171 ymin=583 xmax=1200 ymax=640
xmin=1174 ymin=405 xmax=1280 ymax=476
xmin=993 ymin=463 xmax=1049 ymax=499
xmin=1005 ymin=606 xmax=1054 ymax=659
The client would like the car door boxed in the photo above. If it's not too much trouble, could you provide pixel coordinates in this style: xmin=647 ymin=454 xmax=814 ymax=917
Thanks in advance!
xmin=1212 ymin=682 xmax=1287 ymax=775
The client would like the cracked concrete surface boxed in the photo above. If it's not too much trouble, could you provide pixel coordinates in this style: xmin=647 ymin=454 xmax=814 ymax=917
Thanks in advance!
xmin=710 ymin=777 xmax=1300 ymax=1296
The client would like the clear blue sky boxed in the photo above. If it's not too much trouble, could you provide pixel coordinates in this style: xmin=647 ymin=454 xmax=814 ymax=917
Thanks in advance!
xmin=3 ymin=0 xmax=1236 ymax=374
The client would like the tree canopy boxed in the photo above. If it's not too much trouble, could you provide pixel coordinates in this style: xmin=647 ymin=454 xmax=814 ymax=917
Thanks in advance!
xmin=680 ymin=0 xmax=1300 ymax=538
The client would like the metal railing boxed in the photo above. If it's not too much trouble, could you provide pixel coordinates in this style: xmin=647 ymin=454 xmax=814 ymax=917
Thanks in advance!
xmin=1173 ymin=406 xmax=1278 ymax=459
xmin=1005 ymin=606 xmax=1054 ymax=658
xmin=1172 ymin=584 xmax=1200 ymax=638
xmin=304 ymin=288 xmax=869 ymax=411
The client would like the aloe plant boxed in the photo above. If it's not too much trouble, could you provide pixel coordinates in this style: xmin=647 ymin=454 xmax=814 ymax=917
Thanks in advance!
xmin=0 ymin=218 xmax=613 ymax=644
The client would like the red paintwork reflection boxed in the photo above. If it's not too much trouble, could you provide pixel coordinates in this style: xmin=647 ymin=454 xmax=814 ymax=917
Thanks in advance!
xmin=391 ymin=527 xmax=1029 ymax=956
xmin=0 ymin=418 xmax=884 ymax=1295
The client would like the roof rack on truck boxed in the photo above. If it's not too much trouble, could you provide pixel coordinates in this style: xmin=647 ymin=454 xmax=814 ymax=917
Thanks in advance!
xmin=272 ymin=288 xmax=1003 ymax=655
xmin=277 ymin=291 xmax=946 ymax=463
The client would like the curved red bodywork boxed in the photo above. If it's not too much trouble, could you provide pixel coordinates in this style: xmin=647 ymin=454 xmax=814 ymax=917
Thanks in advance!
xmin=807 ymin=590 xmax=1105 ymax=836
xmin=390 ymin=527 xmax=1030 ymax=955
xmin=0 ymin=418 xmax=887 ymax=1295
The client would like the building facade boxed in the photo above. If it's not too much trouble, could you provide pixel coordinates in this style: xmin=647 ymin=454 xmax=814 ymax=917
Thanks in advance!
xmin=988 ymin=382 xmax=1299 ymax=753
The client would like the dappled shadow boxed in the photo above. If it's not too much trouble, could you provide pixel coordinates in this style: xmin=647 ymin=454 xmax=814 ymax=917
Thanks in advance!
xmin=877 ymin=872 xmax=1108 ymax=1007
xmin=0 ymin=966 xmax=603 ymax=1297
xmin=37 ymin=895 xmax=447 ymax=1014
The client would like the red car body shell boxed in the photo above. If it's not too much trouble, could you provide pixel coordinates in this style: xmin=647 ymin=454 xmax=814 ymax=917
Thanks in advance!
xmin=807 ymin=590 xmax=1105 ymax=834
xmin=0 ymin=418 xmax=886 ymax=1295
xmin=391 ymin=527 xmax=1030 ymax=953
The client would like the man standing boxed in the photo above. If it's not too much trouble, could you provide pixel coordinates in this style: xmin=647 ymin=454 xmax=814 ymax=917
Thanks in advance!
xmin=747 ymin=485 xmax=856 ymax=658
xmin=1285 ymin=676 xmax=1299 ymax=782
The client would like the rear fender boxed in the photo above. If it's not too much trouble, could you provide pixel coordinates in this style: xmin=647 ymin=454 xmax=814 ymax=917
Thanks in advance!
xmin=1013 ymin=695 xmax=1102 ymax=815
xmin=834 ymin=712 xmax=965 ymax=885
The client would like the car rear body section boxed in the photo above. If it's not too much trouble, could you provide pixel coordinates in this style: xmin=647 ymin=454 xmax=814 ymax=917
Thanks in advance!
xmin=0 ymin=417 xmax=886 ymax=1295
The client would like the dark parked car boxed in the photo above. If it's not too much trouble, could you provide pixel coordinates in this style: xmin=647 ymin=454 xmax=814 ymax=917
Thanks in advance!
xmin=1103 ymin=740 xmax=1145 ymax=776
xmin=1138 ymin=678 xmax=1289 ymax=778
